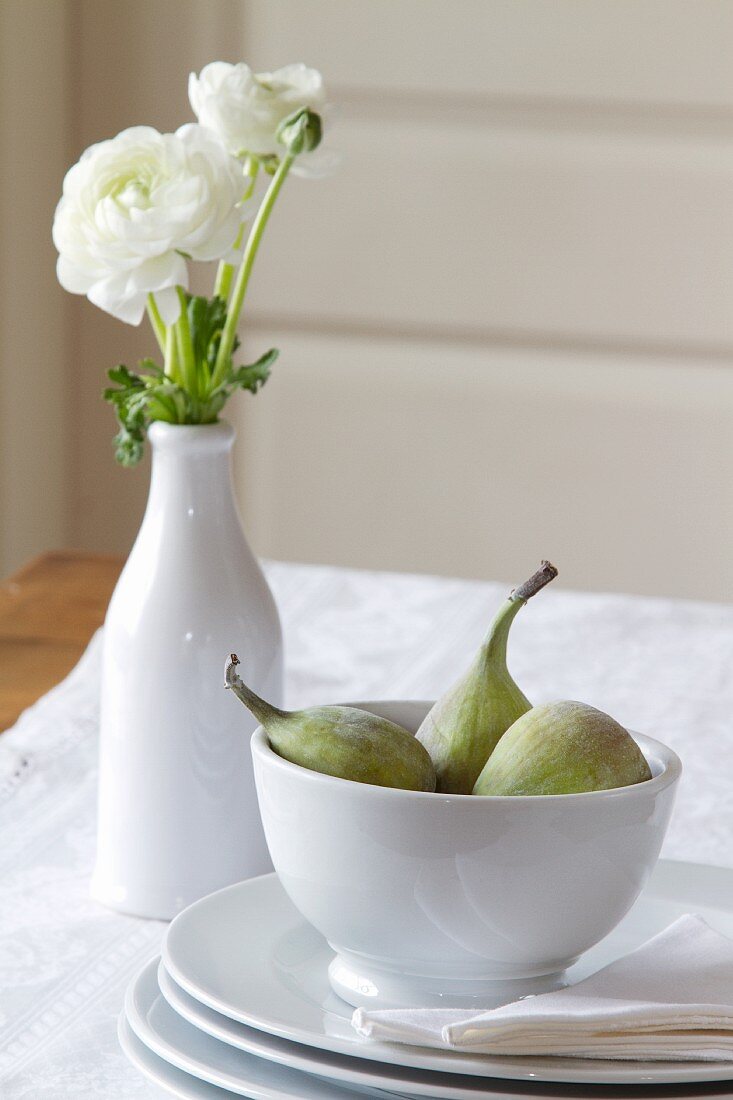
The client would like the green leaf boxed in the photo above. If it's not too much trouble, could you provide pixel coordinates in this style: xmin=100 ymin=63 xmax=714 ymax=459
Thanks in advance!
xmin=111 ymin=406 xmax=147 ymax=467
xmin=103 ymin=363 xmax=154 ymax=466
xmin=184 ymin=294 xmax=231 ymax=378
xmin=139 ymin=357 xmax=164 ymax=377
xmin=229 ymin=347 xmax=279 ymax=394
xmin=205 ymin=392 xmax=228 ymax=420
xmin=107 ymin=364 xmax=145 ymax=389
xmin=101 ymin=307 xmax=278 ymax=465
xmin=147 ymin=392 xmax=178 ymax=423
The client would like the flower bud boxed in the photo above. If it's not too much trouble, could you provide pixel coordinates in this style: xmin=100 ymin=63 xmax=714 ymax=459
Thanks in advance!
xmin=276 ymin=108 xmax=322 ymax=156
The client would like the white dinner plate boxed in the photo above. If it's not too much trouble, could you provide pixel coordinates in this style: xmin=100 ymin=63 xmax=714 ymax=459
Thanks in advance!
xmin=123 ymin=966 xmax=399 ymax=1100
xmin=159 ymin=959 xmax=469 ymax=1099
xmin=162 ymin=861 xmax=733 ymax=1085
xmin=119 ymin=1015 xmax=237 ymax=1100
xmin=125 ymin=960 xmax=733 ymax=1100
xmin=119 ymin=1013 xmax=398 ymax=1100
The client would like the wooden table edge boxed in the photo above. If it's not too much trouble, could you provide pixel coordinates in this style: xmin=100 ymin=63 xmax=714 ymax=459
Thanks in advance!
xmin=0 ymin=550 xmax=123 ymax=732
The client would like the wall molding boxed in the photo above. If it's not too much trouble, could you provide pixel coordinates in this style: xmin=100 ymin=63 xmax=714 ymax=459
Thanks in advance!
xmin=334 ymin=85 xmax=733 ymax=140
xmin=247 ymin=311 xmax=733 ymax=368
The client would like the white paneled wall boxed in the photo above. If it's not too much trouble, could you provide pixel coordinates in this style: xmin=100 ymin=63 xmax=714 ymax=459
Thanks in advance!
xmin=235 ymin=332 xmax=733 ymax=600
xmin=3 ymin=1 xmax=728 ymax=601
xmin=244 ymin=116 xmax=733 ymax=349
xmin=230 ymin=0 xmax=733 ymax=600
xmin=243 ymin=1 xmax=733 ymax=105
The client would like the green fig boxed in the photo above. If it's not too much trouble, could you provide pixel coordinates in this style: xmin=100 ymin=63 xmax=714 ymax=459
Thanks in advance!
xmin=416 ymin=561 xmax=558 ymax=793
xmin=225 ymin=654 xmax=436 ymax=792
xmin=472 ymin=700 xmax=652 ymax=796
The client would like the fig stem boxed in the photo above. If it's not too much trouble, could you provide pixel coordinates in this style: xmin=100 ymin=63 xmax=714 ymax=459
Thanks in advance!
xmin=511 ymin=560 xmax=558 ymax=603
xmin=481 ymin=561 xmax=557 ymax=663
xmin=224 ymin=653 xmax=287 ymax=724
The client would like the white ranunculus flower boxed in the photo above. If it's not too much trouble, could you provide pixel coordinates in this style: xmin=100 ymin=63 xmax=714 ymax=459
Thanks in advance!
xmin=52 ymin=124 xmax=246 ymax=324
xmin=189 ymin=61 xmax=326 ymax=161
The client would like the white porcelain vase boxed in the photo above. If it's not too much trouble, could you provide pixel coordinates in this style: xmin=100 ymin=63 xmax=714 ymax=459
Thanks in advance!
xmin=92 ymin=420 xmax=282 ymax=920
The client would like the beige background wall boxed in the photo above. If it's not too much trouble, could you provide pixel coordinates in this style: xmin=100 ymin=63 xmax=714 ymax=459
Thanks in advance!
xmin=0 ymin=0 xmax=72 ymax=570
xmin=1 ymin=0 xmax=731 ymax=600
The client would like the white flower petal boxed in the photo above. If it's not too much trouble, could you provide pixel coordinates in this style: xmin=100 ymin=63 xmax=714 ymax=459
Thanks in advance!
xmin=88 ymin=276 xmax=148 ymax=324
xmin=187 ymin=59 xmax=328 ymax=158
xmin=127 ymin=251 xmax=187 ymax=296
xmin=56 ymin=254 xmax=94 ymax=294
xmin=53 ymin=122 xmax=242 ymax=320
xmin=154 ymin=285 xmax=183 ymax=325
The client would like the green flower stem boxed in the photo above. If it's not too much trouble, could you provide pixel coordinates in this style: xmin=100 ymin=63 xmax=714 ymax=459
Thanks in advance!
xmin=175 ymin=287 xmax=198 ymax=409
xmin=164 ymin=319 xmax=180 ymax=386
xmin=214 ymin=226 xmax=243 ymax=303
xmin=215 ymin=157 xmax=261 ymax=303
xmin=146 ymin=293 xmax=166 ymax=353
xmin=212 ymin=152 xmax=295 ymax=389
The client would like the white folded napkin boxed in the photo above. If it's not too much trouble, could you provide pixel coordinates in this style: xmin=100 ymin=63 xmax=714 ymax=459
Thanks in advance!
xmin=352 ymin=915 xmax=733 ymax=1060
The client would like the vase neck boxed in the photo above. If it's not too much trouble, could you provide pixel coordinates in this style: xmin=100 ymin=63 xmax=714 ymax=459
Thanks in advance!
xmin=144 ymin=421 xmax=240 ymax=526
xmin=148 ymin=419 xmax=235 ymax=457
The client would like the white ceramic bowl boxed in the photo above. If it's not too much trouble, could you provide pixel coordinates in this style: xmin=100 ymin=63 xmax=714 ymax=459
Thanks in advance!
xmin=251 ymin=701 xmax=680 ymax=1011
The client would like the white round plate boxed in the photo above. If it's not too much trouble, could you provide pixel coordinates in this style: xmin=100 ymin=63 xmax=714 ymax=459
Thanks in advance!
xmin=119 ymin=1015 xmax=234 ymax=1099
xmin=127 ymin=960 xmax=733 ymax=1100
xmin=123 ymin=965 xmax=394 ymax=1100
xmin=159 ymin=959 xmax=469 ymax=1099
xmin=162 ymin=861 xmax=733 ymax=1086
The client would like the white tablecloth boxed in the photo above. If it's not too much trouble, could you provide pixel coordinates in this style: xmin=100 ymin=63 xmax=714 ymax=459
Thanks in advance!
xmin=1 ymin=561 xmax=732 ymax=1097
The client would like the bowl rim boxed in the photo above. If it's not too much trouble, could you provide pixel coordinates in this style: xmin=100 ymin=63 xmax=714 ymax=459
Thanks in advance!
xmin=250 ymin=699 xmax=682 ymax=803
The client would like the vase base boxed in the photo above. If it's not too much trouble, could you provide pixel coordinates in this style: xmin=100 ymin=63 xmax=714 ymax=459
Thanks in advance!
xmin=90 ymin=872 xmax=191 ymax=922
xmin=90 ymin=853 xmax=273 ymax=921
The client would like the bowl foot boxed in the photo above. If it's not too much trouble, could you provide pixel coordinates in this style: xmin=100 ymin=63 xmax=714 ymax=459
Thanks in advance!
xmin=328 ymin=951 xmax=569 ymax=1011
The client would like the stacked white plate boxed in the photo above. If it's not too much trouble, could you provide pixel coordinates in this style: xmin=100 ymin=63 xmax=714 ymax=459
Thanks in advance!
xmin=120 ymin=861 xmax=733 ymax=1100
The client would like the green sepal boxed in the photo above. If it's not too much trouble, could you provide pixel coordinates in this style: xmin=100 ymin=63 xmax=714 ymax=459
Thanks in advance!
xmin=259 ymin=154 xmax=280 ymax=176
